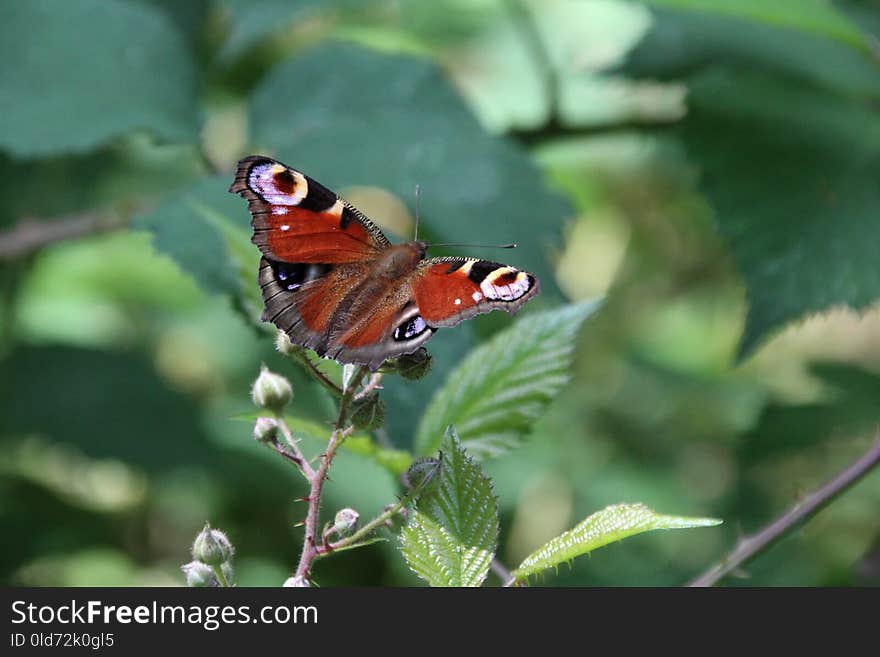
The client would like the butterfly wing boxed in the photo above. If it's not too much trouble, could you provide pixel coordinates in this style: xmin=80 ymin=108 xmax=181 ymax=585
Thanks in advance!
xmin=411 ymin=257 xmax=540 ymax=327
xmin=231 ymin=156 xmax=396 ymax=363
xmin=229 ymin=155 xmax=390 ymax=263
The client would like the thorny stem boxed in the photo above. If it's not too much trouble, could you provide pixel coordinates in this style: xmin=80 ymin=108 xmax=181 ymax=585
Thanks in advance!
xmin=269 ymin=418 xmax=315 ymax=482
xmin=689 ymin=434 xmax=880 ymax=587
xmin=293 ymin=366 xmax=369 ymax=582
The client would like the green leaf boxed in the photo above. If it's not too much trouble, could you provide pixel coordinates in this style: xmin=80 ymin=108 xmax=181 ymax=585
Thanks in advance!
xmin=133 ymin=176 xmax=263 ymax=321
xmin=512 ymin=503 xmax=722 ymax=583
xmin=0 ymin=0 xmax=199 ymax=157
xmin=682 ymin=70 xmax=880 ymax=357
xmin=415 ymin=302 xmax=599 ymax=459
xmin=642 ymin=0 xmax=871 ymax=50
xmin=400 ymin=429 xmax=499 ymax=587
xmin=623 ymin=2 xmax=880 ymax=100
xmin=740 ymin=363 xmax=880 ymax=465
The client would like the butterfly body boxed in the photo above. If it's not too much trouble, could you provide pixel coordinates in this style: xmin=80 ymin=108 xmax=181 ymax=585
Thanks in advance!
xmin=230 ymin=156 xmax=540 ymax=370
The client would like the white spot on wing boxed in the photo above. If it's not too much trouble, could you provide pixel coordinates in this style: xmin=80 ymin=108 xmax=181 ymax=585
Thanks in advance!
xmin=472 ymin=291 xmax=482 ymax=302
xmin=454 ymin=298 xmax=461 ymax=305
xmin=280 ymin=224 xmax=290 ymax=231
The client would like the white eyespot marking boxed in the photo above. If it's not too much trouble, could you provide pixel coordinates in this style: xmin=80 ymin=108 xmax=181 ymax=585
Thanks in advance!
xmin=472 ymin=291 xmax=483 ymax=302
xmin=480 ymin=268 xmax=531 ymax=301
xmin=249 ymin=163 xmax=308 ymax=206
xmin=394 ymin=314 xmax=429 ymax=341
xmin=272 ymin=207 xmax=288 ymax=215
xmin=280 ymin=224 xmax=290 ymax=231
xmin=454 ymin=298 xmax=461 ymax=306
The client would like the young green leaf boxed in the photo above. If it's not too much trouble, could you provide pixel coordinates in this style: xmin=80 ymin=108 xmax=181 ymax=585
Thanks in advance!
xmin=415 ymin=302 xmax=599 ymax=459
xmin=512 ymin=503 xmax=722 ymax=583
xmin=400 ymin=429 xmax=499 ymax=587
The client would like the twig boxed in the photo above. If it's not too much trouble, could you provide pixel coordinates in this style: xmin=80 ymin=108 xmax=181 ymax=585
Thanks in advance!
xmin=294 ymin=351 xmax=343 ymax=397
xmin=491 ymin=558 xmax=516 ymax=587
xmin=689 ymin=434 xmax=880 ymax=587
xmin=0 ymin=213 xmax=126 ymax=260
xmin=354 ymin=372 xmax=383 ymax=401
xmin=320 ymin=495 xmax=408 ymax=556
xmin=269 ymin=418 xmax=316 ymax=482
xmin=293 ymin=367 xmax=369 ymax=582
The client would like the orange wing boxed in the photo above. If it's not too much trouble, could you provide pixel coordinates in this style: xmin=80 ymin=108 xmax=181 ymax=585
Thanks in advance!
xmin=229 ymin=155 xmax=390 ymax=263
xmin=412 ymin=258 xmax=540 ymax=327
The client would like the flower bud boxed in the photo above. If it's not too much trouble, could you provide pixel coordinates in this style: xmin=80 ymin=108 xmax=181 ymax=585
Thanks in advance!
xmin=275 ymin=330 xmax=302 ymax=357
xmin=334 ymin=508 xmax=360 ymax=536
xmin=181 ymin=561 xmax=218 ymax=587
xmin=283 ymin=575 xmax=311 ymax=587
xmin=402 ymin=456 xmax=443 ymax=493
xmin=350 ymin=393 xmax=385 ymax=431
xmin=394 ymin=348 xmax=433 ymax=380
xmin=251 ymin=365 xmax=292 ymax=414
xmin=191 ymin=523 xmax=234 ymax=567
xmin=253 ymin=417 xmax=279 ymax=443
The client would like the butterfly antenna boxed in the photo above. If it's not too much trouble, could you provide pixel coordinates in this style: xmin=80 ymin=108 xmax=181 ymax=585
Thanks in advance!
xmin=427 ymin=242 xmax=518 ymax=250
xmin=414 ymin=184 xmax=421 ymax=241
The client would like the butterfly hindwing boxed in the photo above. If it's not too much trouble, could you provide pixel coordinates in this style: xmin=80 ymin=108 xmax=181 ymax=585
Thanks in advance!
xmin=230 ymin=156 xmax=390 ymax=264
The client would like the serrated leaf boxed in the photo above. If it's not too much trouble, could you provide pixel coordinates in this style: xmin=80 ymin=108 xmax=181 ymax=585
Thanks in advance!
xmin=682 ymin=70 xmax=880 ymax=357
xmin=400 ymin=430 xmax=498 ymax=587
xmin=0 ymin=0 xmax=199 ymax=157
xmin=512 ymin=503 xmax=721 ymax=582
xmin=415 ymin=302 xmax=599 ymax=459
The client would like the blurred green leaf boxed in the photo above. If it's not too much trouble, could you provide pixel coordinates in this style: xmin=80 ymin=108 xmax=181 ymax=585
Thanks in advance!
xmin=682 ymin=70 xmax=880 ymax=356
xmin=623 ymin=3 xmax=880 ymax=99
xmin=400 ymin=429 xmax=498 ymax=587
xmin=134 ymin=176 xmax=262 ymax=319
xmin=741 ymin=363 xmax=880 ymax=465
xmin=219 ymin=0 xmax=374 ymax=59
xmin=642 ymin=0 xmax=871 ymax=50
xmin=415 ymin=302 xmax=599 ymax=459
xmin=512 ymin=502 xmax=721 ymax=582
xmin=0 ymin=346 xmax=213 ymax=472
xmin=0 ymin=0 xmax=200 ymax=157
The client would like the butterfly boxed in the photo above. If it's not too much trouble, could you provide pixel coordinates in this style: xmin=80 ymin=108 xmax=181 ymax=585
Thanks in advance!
xmin=229 ymin=155 xmax=540 ymax=370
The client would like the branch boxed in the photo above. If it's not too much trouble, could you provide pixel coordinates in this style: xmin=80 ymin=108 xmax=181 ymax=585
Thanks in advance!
xmin=0 ymin=212 xmax=126 ymax=260
xmin=293 ymin=366 xmax=369 ymax=582
xmin=689 ymin=434 xmax=880 ymax=587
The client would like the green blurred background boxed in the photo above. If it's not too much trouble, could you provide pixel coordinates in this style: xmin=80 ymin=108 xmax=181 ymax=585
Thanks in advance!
xmin=1 ymin=0 xmax=879 ymax=586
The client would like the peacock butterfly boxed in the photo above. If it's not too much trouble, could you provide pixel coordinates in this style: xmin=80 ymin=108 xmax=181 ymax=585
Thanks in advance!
xmin=229 ymin=155 xmax=540 ymax=370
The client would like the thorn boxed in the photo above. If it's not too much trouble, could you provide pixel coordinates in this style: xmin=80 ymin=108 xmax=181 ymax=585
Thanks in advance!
xmin=294 ymin=496 xmax=312 ymax=503
xmin=293 ymin=521 xmax=305 ymax=528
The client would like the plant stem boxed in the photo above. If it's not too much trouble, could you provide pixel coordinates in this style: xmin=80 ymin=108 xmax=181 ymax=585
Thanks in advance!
xmin=491 ymin=558 xmax=516 ymax=587
xmin=295 ymin=351 xmax=343 ymax=397
xmin=321 ymin=495 xmax=408 ymax=555
xmin=212 ymin=564 xmax=230 ymax=587
xmin=293 ymin=366 xmax=368 ymax=582
xmin=274 ymin=416 xmax=316 ymax=481
xmin=689 ymin=435 xmax=880 ymax=587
